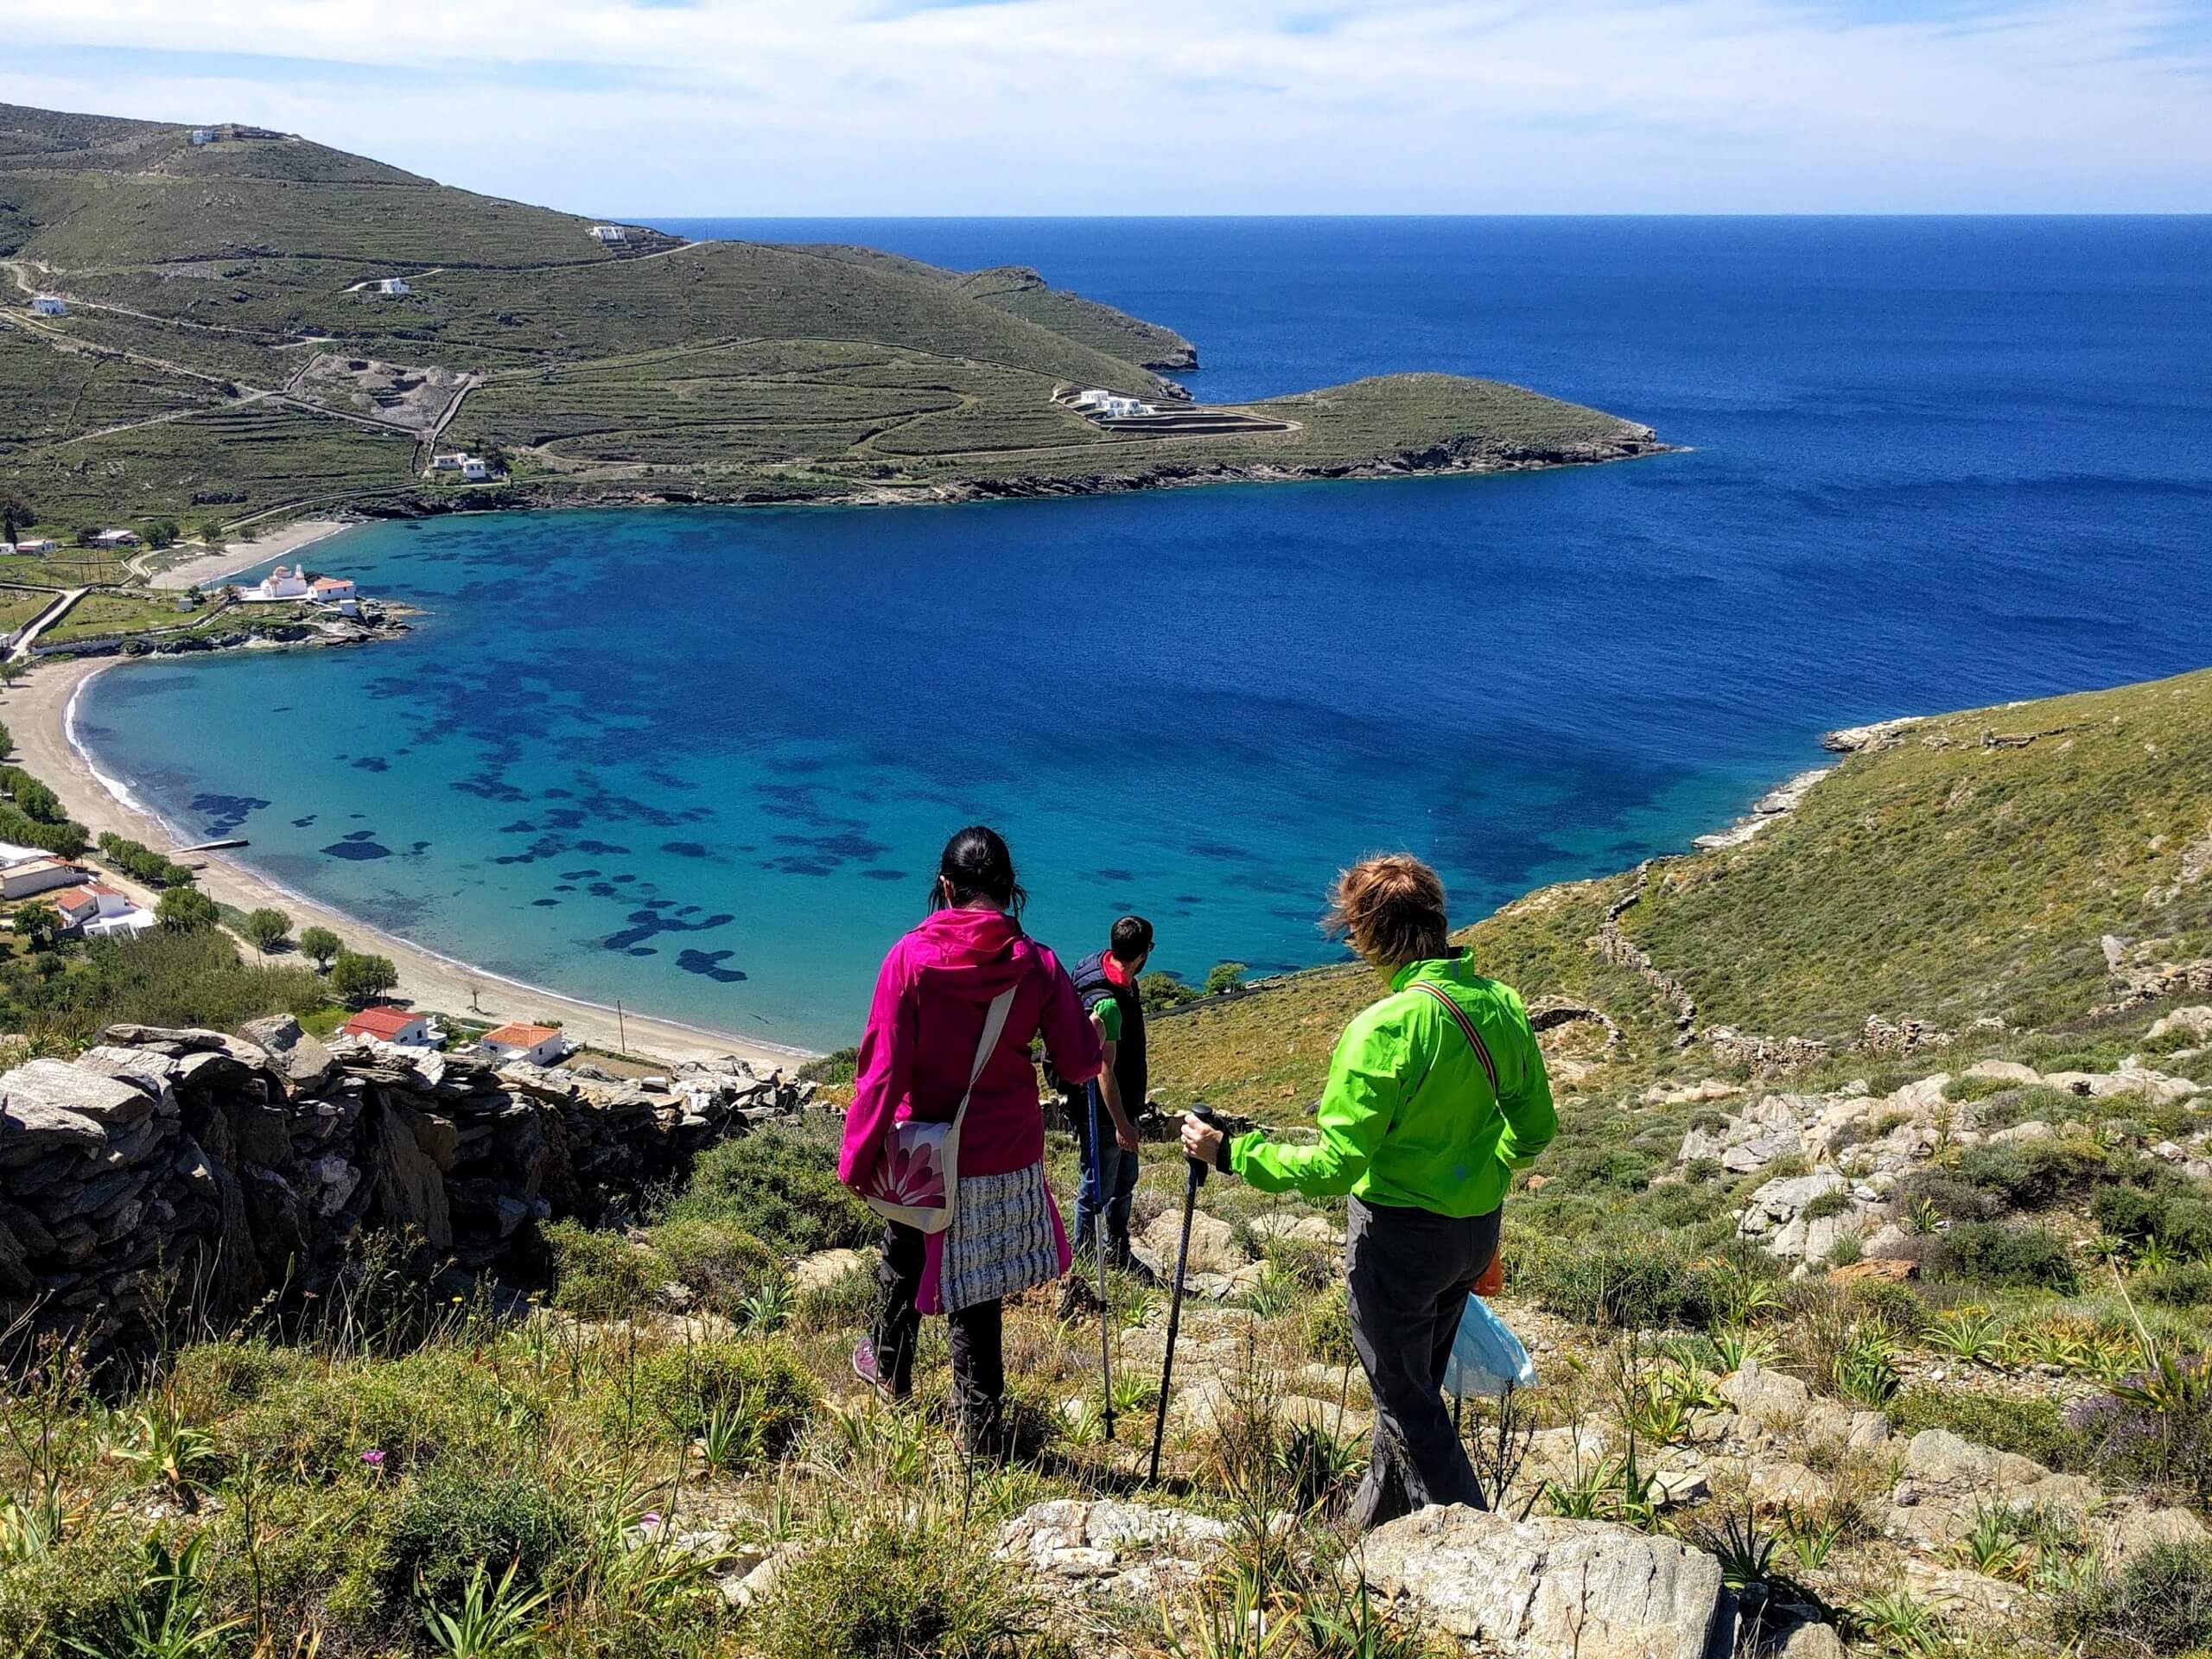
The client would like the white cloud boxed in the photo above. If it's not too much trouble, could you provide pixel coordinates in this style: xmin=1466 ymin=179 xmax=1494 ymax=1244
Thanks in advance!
xmin=3 ymin=0 xmax=2207 ymax=212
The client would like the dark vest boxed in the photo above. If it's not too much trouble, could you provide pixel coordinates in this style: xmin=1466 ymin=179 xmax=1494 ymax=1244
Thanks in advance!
xmin=1070 ymin=949 xmax=1147 ymax=1110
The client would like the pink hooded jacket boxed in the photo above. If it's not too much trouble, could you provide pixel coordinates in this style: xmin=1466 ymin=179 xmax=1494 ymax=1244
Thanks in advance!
xmin=839 ymin=907 xmax=1103 ymax=1189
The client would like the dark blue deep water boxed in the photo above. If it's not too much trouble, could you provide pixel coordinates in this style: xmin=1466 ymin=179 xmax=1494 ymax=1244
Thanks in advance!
xmin=78 ymin=219 xmax=2212 ymax=1050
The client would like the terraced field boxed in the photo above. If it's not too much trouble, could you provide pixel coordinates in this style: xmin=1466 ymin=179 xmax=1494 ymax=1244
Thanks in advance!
xmin=0 ymin=99 xmax=1664 ymax=543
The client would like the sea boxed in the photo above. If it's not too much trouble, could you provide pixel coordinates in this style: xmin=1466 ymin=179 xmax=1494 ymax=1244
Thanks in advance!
xmin=72 ymin=218 xmax=2212 ymax=1052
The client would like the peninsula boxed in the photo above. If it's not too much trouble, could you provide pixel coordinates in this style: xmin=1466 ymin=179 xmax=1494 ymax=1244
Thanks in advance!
xmin=0 ymin=101 xmax=1666 ymax=544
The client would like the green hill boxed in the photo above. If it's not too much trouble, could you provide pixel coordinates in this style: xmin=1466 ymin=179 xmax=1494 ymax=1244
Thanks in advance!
xmin=1152 ymin=664 xmax=2212 ymax=1122
xmin=0 ymin=100 xmax=1663 ymax=541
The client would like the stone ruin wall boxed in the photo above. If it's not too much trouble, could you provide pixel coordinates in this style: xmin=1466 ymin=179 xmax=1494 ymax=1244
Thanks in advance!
xmin=0 ymin=1016 xmax=813 ymax=1352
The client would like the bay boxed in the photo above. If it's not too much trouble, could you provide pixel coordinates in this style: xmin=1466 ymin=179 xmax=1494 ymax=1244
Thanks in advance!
xmin=76 ymin=218 xmax=2212 ymax=1051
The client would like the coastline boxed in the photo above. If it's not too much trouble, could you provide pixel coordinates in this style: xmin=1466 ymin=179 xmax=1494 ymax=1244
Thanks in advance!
xmin=149 ymin=518 xmax=358 ymax=594
xmin=6 ymin=655 xmax=809 ymax=1069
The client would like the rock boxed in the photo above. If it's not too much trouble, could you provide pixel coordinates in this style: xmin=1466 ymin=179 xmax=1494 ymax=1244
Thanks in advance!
xmin=1363 ymin=1504 xmax=1729 ymax=1659
xmin=1829 ymin=1256 xmax=1918 ymax=1286
xmin=1748 ymin=1459 xmax=1828 ymax=1509
xmin=1643 ymin=1079 xmax=1742 ymax=1108
xmin=1249 ymin=1212 xmax=1338 ymax=1249
xmin=1719 ymin=1358 xmax=1811 ymax=1429
xmin=1678 ymin=1093 xmax=1806 ymax=1174
xmin=793 ymin=1247 xmax=873 ymax=1293
xmin=1901 ymin=1429 xmax=2050 ymax=1496
xmin=0 ymin=1060 xmax=153 ymax=1132
xmin=1987 ymin=1120 xmax=2056 ymax=1146
xmin=1652 ymin=1466 xmax=1711 ymax=1508
xmin=1143 ymin=1208 xmax=1244 ymax=1275
xmin=240 ymin=1016 xmax=338 ymax=1090
xmin=2106 ymin=1503 xmax=2210 ymax=1560
xmin=1771 ymin=1620 xmax=1847 ymax=1659
xmin=997 ymin=1499 xmax=1230 ymax=1597
xmin=1965 ymin=1059 xmax=2042 ymax=1085
xmin=2148 ymin=1007 xmax=2212 ymax=1043
xmin=369 ymin=1103 xmax=451 ymax=1249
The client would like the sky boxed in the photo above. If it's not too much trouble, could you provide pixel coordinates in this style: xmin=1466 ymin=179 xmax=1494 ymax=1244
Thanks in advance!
xmin=3 ymin=1 xmax=2209 ymax=215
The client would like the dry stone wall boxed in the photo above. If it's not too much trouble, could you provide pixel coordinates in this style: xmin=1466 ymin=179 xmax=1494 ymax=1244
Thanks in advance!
xmin=0 ymin=1017 xmax=812 ymax=1351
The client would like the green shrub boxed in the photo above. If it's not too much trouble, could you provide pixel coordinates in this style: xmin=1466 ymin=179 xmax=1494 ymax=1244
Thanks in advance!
xmin=1300 ymin=1283 xmax=1356 ymax=1367
xmin=650 ymin=1219 xmax=783 ymax=1318
xmin=1955 ymin=1141 xmax=2106 ymax=1209
xmin=383 ymin=1463 xmax=582 ymax=1603
xmin=1547 ymin=1146 xmax=1658 ymax=1195
xmin=794 ymin=1262 xmax=880 ymax=1334
xmin=625 ymin=1340 xmax=819 ymax=1459
xmin=1521 ymin=1233 xmax=1719 ymax=1329
xmin=665 ymin=1119 xmax=874 ymax=1255
xmin=797 ymin=1046 xmax=858 ymax=1087
xmin=1887 ymin=1385 xmax=2076 ymax=1468
xmin=0 ymin=1524 xmax=145 ymax=1656
xmin=224 ymin=1348 xmax=528 ymax=1482
xmin=754 ymin=1513 xmax=1039 ymax=1659
xmin=543 ymin=1218 xmax=661 ymax=1319
xmin=1939 ymin=1222 xmax=2079 ymax=1292
xmin=1802 ymin=1190 xmax=1851 ymax=1222
xmin=2056 ymin=1541 xmax=2212 ymax=1659
xmin=1942 ymin=1075 xmax=2015 ymax=1103
xmin=2145 ymin=1263 xmax=2212 ymax=1308
xmin=171 ymin=1338 xmax=307 ymax=1413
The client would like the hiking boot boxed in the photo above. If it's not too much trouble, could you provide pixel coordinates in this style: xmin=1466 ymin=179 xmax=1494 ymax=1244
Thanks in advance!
xmin=1109 ymin=1247 xmax=1160 ymax=1288
xmin=851 ymin=1337 xmax=898 ymax=1402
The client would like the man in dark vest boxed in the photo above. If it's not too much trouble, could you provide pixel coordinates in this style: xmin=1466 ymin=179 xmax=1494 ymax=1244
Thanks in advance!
xmin=1068 ymin=915 xmax=1154 ymax=1280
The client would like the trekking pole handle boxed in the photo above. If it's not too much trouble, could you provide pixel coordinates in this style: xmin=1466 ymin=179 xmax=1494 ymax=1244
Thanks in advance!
xmin=1186 ymin=1103 xmax=1222 ymax=1188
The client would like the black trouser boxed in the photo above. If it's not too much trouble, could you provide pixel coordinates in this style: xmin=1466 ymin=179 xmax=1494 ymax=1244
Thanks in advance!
xmin=1344 ymin=1196 xmax=1503 ymax=1529
xmin=871 ymin=1219 xmax=1006 ymax=1451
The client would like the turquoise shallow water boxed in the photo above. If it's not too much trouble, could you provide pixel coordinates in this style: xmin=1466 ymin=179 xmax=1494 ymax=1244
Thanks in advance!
xmin=74 ymin=218 xmax=2212 ymax=1052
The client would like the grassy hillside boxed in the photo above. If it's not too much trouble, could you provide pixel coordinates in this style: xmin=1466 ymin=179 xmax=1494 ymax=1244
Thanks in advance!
xmin=0 ymin=100 xmax=1662 ymax=541
xmin=1152 ymin=665 xmax=2212 ymax=1122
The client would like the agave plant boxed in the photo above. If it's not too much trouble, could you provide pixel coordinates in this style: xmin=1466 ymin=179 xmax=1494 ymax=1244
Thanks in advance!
xmin=1707 ymin=1511 xmax=1777 ymax=1591
xmin=1777 ymin=1498 xmax=1848 ymax=1573
xmin=422 ymin=1561 xmax=549 ymax=1659
xmin=65 ymin=1535 xmax=244 ymax=1659
xmin=109 ymin=1395 xmax=220 ymax=1511
xmin=1956 ymin=1501 xmax=2031 ymax=1580
xmin=1922 ymin=1305 xmax=2003 ymax=1363
xmin=1852 ymin=1589 xmax=1950 ymax=1656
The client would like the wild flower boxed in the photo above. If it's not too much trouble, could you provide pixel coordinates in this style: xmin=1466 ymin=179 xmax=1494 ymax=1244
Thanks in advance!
xmin=361 ymin=1448 xmax=386 ymax=1468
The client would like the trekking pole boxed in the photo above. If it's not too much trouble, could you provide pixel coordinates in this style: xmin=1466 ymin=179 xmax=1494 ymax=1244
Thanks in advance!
xmin=1148 ymin=1103 xmax=1221 ymax=1484
xmin=1090 ymin=1084 xmax=1116 ymax=1443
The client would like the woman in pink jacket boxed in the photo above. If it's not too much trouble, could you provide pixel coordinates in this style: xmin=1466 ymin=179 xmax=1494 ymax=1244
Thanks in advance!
xmin=840 ymin=825 xmax=1102 ymax=1454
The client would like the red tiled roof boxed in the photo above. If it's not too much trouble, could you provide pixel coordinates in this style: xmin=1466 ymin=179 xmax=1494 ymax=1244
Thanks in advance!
xmin=50 ymin=886 xmax=98 ymax=910
xmin=344 ymin=1006 xmax=421 ymax=1039
xmin=483 ymin=1021 xmax=562 ymax=1048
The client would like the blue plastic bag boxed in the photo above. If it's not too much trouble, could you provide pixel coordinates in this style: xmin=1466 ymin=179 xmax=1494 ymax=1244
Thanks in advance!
xmin=1442 ymin=1294 xmax=1536 ymax=1399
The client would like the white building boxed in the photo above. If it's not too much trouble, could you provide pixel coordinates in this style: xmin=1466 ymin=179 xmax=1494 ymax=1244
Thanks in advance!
xmin=588 ymin=225 xmax=628 ymax=244
xmin=0 ymin=856 xmax=87 ymax=901
xmin=342 ymin=1006 xmax=442 ymax=1048
xmin=461 ymin=457 xmax=491 ymax=480
xmin=30 ymin=296 xmax=67 ymax=317
xmin=245 ymin=563 xmax=313 ymax=602
xmin=189 ymin=129 xmax=213 ymax=147
xmin=481 ymin=1021 xmax=571 ymax=1067
xmin=90 ymin=528 xmax=140 ymax=548
xmin=376 ymin=277 xmax=412 ymax=297
xmin=54 ymin=883 xmax=156 ymax=939
xmin=428 ymin=452 xmax=468 ymax=472
xmin=311 ymin=575 xmax=358 ymax=603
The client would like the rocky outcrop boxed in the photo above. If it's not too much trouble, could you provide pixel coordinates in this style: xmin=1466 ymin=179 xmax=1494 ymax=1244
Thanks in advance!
xmin=998 ymin=1500 xmax=1230 ymax=1600
xmin=1362 ymin=1504 xmax=1730 ymax=1659
xmin=0 ymin=1020 xmax=811 ymax=1351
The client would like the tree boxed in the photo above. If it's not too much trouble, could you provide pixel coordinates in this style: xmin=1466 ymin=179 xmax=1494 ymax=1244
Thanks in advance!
xmin=156 ymin=887 xmax=219 ymax=932
xmin=1138 ymin=971 xmax=1200 ymax=1014
xmin=0 ymin=491 xmax=31 ymax=547
xmin=329 ymin=950 xmax=398 ymax=1004
xmin=1203 ymin=961 xmax=1249 ymax=997
xmin=143 ymin=519 xmax=181 ymax=550
xmin=245 ymin=906 xmax=292 ymax=956
xmin=298 ymin=925 xmax=341 ymax=971
xmin=14 ymin=900 xmax=59 ymax=950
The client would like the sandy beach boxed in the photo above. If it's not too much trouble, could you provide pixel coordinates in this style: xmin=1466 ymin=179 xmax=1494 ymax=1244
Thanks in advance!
xmin=5 ymin=655 xmax=809 ymax=1069
xmin=149 ymin=518 xmax=356 ymax=593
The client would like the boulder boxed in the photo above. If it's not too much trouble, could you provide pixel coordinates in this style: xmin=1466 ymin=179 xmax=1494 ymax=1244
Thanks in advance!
xmin=241 ymin=1015 xmax=338 ymax=1091
xmin=1143 ymin=1208 xmax=1244 ymax=1275
xmin=1249 ymin=1212 xmax=1338 ymax=1249
xmin=1770 ymin=1621 xmax=1847 ymax=1659
xmin=1828 ymin=1256 xmax=1918 ymax=1286
xmin=2147 ymin=1007 xmax=2212 ymax=1043
xmin=1363 ymin=1504 xmax=1729 ymax=1659
xmin=997 ymin=1499 xmax=1230 ymax=1596
xmin=0 ymin=1060 xmax=154 ymax=1131
xmin=1964 ymin=1059 xmax=2042 ymax=1086
xmin=793 ymin=1248 xmax=873 ymax=1294
xmin=1719 ymin=1358 xmax=1810 ymax=1429
xmin=368 ymin=1103 xmax=451 ymax=1249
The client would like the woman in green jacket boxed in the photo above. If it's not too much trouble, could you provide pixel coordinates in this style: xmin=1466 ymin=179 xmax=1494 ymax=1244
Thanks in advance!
xmin=1181 ymin=854 xmax=1555 ymax=1529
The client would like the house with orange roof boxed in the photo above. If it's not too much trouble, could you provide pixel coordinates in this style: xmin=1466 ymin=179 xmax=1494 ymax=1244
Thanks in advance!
xmin=53 ymin=882 xmax=156 ymax=938
xmin=341 ymin=1005 xmax=439 ymax=1048
xmin=480 ymin=1021 xmax=571 ymax=1066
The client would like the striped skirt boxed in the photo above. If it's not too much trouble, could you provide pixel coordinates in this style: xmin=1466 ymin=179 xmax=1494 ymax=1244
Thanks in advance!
xmin=919 ymin=1161 xmax=1071 ymax=1315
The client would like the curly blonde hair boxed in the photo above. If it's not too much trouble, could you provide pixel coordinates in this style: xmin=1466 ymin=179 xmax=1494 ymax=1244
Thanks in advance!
xmin=1325 ymin=854 xmax=1450 ymax=969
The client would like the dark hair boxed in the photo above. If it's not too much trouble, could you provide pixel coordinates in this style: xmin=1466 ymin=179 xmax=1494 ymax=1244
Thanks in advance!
xmin=931 ymin=824 xmax=1026 ymax=918
xmin=1110 ymin=915 xmax=1154 ymax=963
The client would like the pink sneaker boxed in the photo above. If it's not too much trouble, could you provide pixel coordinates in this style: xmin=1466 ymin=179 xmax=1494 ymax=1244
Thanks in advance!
xmin=852 ymin=1337 xmax=893 ymax=1399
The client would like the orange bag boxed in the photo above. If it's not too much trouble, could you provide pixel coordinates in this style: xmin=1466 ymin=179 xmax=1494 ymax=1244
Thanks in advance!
xmin=1471 ymin=1248 xmax=1504 ymax=1298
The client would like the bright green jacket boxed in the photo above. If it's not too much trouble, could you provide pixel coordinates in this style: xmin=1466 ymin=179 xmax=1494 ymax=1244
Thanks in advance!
xmin=1228 ymin=954 xmax=1555 ymax=1217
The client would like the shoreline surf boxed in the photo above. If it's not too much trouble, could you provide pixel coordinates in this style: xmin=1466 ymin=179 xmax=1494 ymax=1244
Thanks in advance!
xmin=9 ymin=654 xmax=810 ymax=1067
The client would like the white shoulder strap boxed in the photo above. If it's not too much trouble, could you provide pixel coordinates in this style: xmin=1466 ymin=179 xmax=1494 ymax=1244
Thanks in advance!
xmin=950 ymin=987 xmax=1018 ymax=1131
